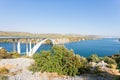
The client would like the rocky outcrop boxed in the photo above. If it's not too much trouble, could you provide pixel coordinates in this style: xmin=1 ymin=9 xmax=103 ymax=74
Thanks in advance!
xmin=89 ymin=61 xmax=120 ymax=79
xmin=52 ymin=38 xmax=70 ymax=44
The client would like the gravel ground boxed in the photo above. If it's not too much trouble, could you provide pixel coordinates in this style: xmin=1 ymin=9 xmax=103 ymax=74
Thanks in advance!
xmin=0 ymin=58 xmax=41 ymax=80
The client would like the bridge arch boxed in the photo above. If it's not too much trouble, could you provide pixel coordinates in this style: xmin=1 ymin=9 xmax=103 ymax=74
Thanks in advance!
xmin=28 ymin=38 xmax=54 ymax=56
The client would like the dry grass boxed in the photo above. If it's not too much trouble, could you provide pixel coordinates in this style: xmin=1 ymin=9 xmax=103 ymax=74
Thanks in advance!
xmin=39 ymin=72 xmax=64 ymax=80
xmin=0 ymin=67 xmax=9 ymax=75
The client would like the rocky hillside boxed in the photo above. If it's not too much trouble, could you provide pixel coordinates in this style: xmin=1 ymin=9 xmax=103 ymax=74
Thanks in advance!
xmin=0 ymin=31 xmax=99 ymax=43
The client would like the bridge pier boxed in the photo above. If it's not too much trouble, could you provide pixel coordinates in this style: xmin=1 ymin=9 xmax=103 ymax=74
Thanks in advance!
xmin=17 ymin=40 xmax=21 ymax=53
xmin=13 ymin=39 xmax=16 ymax=52
xmin=26 ymin=39 xmax=29 ymax=56
xmin=28 ymin=39 xmax=32 ymax=56
xmin=13 ymin=38 xmax=32 ymax=56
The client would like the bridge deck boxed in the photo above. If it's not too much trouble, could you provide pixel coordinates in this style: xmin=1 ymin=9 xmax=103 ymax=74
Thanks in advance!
xmin=0 ymin=36 xmax=43 ymax=39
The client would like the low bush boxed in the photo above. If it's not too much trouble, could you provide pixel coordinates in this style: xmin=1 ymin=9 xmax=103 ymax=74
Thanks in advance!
xmin=114 ymin=76 xmax=120 ymax=80
xmin=111 ymin=54 xmax=120 ymax=63
xmin=88 ymin=54 xmax=100 ymax=63
xmin=0 ymin=48 xmax=11 ymax=59
xmin=0 ymin=48 xmax=21 ymax=59
xmin=76 ymin=55 xmax=89 ymax=74
xmin=102 ymin=56 xmax=116 ymax=65
xmin=111 ymin=54 xmax=120 ymax=69
xmin=102 ymin=56 xmax=117 ymax=68
xmin=0 ymin=76 xmax=8 ymax=80
xmin=117 ymin=63 xmax=120 ymax=70
xmin=10 ymin=52 xmax=21 ymax=58
xmin=30 ymin=46 xmax=88 ymax=76
xmin=92 ymin=66 xmax=101 ymax=75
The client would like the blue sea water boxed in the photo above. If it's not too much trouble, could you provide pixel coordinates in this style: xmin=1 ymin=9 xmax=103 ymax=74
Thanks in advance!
xmin=0 ymin=38 xmax=120 ymax=57
xmin=65 ymin=38 xmax=120 ymax=57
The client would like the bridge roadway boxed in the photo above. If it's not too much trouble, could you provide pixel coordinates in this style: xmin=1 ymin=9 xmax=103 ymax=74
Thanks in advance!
xmin=0 ymin=36 xmax=53 ymax=56
xmin=0 ymin=36 xmax=47 ymax=39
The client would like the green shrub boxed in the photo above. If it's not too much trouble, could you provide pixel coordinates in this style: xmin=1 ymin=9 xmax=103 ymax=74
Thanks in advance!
xmin=111 ymin=54 xmax=120 ymax=63
xmin=103 ymin=56 xmax=117 ymax=69
xmin=10 ymin=52 xmax=21 ymax=58
xmin=114 ymin=76 xmax=120 ymax=80
xmin=76 ymin=55 xmax=89 ymax=74
xmin=102 ymin=56 xmax=116 ymax=65
xmin=111 ymin=54 xmax=120 ymax=69
xmin=117 ymin=62 xmax=120 ymax=69
xmin=0 ymin=48 xmax=11 ymax=59
xmin=92 ymin=66 xmax=101 ymax=75
xmin=0 ymin=48 xmax=7 ymax=54
xmin=0 ymin=76 xmax=8 ymax=80
xmin=88 ymin=54 xmax=100 ymax=63
xmin=0 ymin=48 xmax=21 ymax=59
xmin=30 ymin=46 xmax=88 ymax=76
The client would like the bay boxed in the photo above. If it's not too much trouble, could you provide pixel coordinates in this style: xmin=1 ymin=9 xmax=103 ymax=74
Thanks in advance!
xmin=0 ymin=38 xmax=120 ymax=57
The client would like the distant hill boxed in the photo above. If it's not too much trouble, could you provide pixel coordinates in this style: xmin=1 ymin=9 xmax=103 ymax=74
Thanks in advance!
xmin=0 ymin=31 xmax=99 ymax=40
xmin=0 ymin=31 xmax=34 ymax=37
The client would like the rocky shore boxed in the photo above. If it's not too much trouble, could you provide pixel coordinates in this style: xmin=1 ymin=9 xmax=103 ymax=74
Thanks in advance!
xmin=0 ymin=58 xmax=119 ymax=80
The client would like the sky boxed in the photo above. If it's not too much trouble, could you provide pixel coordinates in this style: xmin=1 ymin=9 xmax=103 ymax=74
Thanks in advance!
xmin=0 ymin=0 xmax=120 ymax=36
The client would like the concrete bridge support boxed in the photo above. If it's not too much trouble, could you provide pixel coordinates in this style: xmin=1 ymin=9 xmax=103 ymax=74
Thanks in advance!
xmin=13 ymin=39 xmax=16 ymax=52
xmin=17 ymin=39 xmax=32 ymax=55
xmin=26 ymin=39 xmax=29 ymax=56
xmin=29 ymin=40 xmax=32 ymax=53
xmin=12 ymin=38 xmax=31 ymax=55
xmin=17 ymin=40 xmax=21 ymax=53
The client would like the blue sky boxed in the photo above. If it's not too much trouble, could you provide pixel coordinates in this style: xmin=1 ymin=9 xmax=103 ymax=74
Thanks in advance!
xmin=0 ymin=0 xmax=120 ymax=36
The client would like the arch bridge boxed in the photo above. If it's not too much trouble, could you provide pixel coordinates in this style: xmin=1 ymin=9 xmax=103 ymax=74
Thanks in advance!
xmin=0 ymin=37 xmax=54 ymax=56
